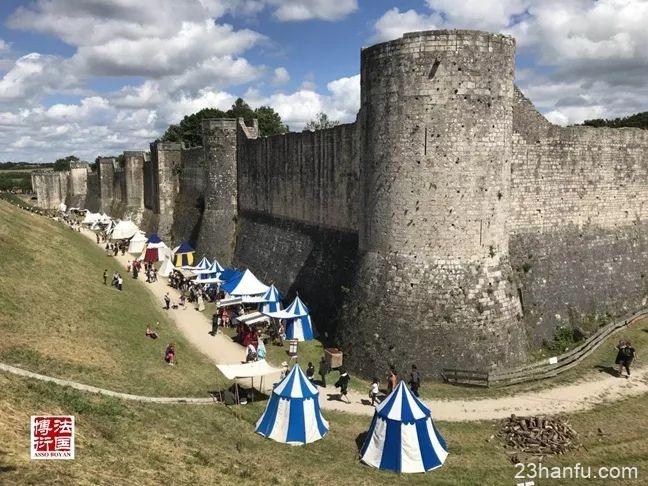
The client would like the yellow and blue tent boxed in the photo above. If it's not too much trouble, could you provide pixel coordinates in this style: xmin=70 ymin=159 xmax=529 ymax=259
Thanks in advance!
xmin=173 ymin=241 xmax=195 ymax=268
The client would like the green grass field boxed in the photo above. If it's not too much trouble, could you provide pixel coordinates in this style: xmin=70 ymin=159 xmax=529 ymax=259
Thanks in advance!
xmin=1 ymin=198 xmax=647 ymax=485
xmin=0 ymin=200 xmax=223 ymax=397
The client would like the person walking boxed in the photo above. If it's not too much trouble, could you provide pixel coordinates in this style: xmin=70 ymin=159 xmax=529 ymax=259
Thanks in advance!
xmin=306 ymin=362 xmax=315 ymax=382
xmin=318 ymin=356 xmax=330 ymax=387
xmin=210 ymin=313 xmax=219 ymax=336
xmin=618 ymin=341 xmax=636 ymax=379
xmin=387 ymin=366 xmax=397 ymax=394
xmin=103 ymin=269 xmax=107 ymax=285
xmin=164 ymin=292 xmax=171 ymax=310
xmin=409 ymin=364 xmax=421 ymax=397
xmin=370 ymin=377 xmax=380 ymax=406
xmin=335 ymin=370 xmax=351 ymax=403
xmin=117 ymin=274 xmax=123 ymax=291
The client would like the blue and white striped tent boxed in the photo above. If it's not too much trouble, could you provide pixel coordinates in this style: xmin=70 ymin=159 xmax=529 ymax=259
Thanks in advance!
xmin=259 ymin=284 xmax=283 ymax=313
xmin=195 ymin=260 xmax=225 ymax=284
xmin=189 ymin=257 xmax=211 ymax=272
xmin=360 ymin=381 xmax=448 ymax=473
xmin=255 ymin=365 xmax=329 ymax=445
xmin=264 ymin=296 xmax=313 ymax=341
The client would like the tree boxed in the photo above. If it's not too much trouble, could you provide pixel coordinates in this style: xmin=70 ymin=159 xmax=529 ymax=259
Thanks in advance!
xmin=256 ymin=105 xmax=289 ymax=135
xmin=304 ymin=112 xmax=340 ymax=131
xmin=582 ymin=111 xmax=648 ymax=129
xmin=53 ymin=155 xmax=79 ymax=172
xmin=159 ymin=99 xmax=289 ymax=146
xmin=161 ymin=108 xmax=227 ymax=147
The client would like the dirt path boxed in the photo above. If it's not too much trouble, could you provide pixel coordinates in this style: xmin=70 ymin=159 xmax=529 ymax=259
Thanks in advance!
xmin=81 ymin=228 xmax=648 ymax=422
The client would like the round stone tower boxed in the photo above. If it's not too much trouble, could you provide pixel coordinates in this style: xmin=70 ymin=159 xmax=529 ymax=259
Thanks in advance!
xmin=338 ymin=30 xmax=526 ymax=378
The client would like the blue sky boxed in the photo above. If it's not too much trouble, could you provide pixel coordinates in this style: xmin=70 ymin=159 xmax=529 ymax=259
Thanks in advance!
xmin=1 ymin=0 xmax=647 ymax=162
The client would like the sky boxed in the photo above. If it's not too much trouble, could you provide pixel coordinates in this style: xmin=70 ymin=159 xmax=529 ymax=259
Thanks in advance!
xmin=0 ymin=0 xmax=647 ymax=162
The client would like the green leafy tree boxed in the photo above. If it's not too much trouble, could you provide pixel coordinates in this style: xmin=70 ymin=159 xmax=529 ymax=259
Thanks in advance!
xmin=256 ymin=105 xmax=289 ymax=135
xmin=53 ymin=155 xmax=79 ymax=172
xmin=160 ymin=99 xmax=289 ymax=146
xmin=304 ymin=112 xmax=340 ymax=131
xmin=161 ymin=108 xmax=227 ymax=147
xmin=582 ymin=111 xmax=648 ymax=129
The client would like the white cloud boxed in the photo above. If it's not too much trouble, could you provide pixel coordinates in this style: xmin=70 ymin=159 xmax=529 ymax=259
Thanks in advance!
xmin=372 ymin=0 xmax=648 ymax=125
xmin=71 ymin=21 xmax=263 ymax=78
xmin=0 ymin=53 xmax=82 ymax=103
xmin=272 ymin=67 xmax=290 ymax=85
xmin=268 ymin=0 xmax=358 ymax=21
xmin=373 ymin=8 xmax=440 ymax=43
xmin=245 ymin=74 xmax=359 ymax=129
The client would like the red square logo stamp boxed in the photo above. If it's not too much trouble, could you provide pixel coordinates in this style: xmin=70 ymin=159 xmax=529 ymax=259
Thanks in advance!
xmin=31 ymin=416 xmax=75 ymax=460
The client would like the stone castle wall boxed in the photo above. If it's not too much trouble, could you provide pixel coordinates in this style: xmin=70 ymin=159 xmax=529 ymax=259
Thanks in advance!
xmin=171 ymin=145 xmax=207 ymax=245
xmin=31 ymin=170 xmax=69 ymax=209
xmin=237 ymin=123 xmax=359 ymax=231
xmin=509 ymin=93 xmax=648 ymax=343
xmin=336 ymin=30 xmax=525 ymax=378
xmin=150 ymin=141 xmax=180 ymax=240
xmin=31 ymin=28 xmax=648 ymax=379
xmin=196 ymin=119 xmax=238 ymax=264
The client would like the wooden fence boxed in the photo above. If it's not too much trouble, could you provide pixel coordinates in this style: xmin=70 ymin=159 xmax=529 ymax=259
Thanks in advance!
xmin=441 ymin=308 xmax=648 ymax=387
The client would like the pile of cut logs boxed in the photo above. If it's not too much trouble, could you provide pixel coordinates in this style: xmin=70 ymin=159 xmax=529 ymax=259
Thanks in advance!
xmin=499 ymin=414 xmax=582 ymax=459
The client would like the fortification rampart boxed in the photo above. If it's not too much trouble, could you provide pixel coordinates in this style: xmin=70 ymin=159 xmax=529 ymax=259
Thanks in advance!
xmin=509 ymin=95 xmax=648 ymax=342
xmin=171 ymin=145 xmax=207 ymax=244
xmin=237 ymin=123 xmax=359 ymax=231
xmin=196 ymin=119 xmax=238 ymax=264
xmin=31 ymin=170 xmax=68 ymax=209
xmin=32 ymin=28 xmax=648 ymax=379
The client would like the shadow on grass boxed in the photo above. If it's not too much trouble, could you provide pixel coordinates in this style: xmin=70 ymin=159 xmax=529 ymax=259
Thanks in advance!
xmin=326 ymin=392 xmax=345 ymax=402
xmin=594 ymin=365 xmax=619 ymax=377
xmin=355 ymin=431 xmax=368 ymax=452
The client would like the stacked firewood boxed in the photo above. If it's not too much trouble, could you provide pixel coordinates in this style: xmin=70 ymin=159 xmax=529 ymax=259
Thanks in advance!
xmin=499 ymin=414 xmax=582 ymax=460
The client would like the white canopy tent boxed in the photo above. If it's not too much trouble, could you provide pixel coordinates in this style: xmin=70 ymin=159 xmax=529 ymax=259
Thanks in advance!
xmin=234 ymin=312 xmax=270 ymax=326
xmin=110 ymin=220 xmax=139 ymax=240
xmin=82 ymin=212 xmax=100 ymax=225
xmin=128 ymin=231 xmax=147 ymax=254
xmin=158 ymin=257 xmax=175 ymax=278
xmin=216 ymin=360 xmax=283 ymax=396
xmin=217 ymin=297 xmax=243 ymax=308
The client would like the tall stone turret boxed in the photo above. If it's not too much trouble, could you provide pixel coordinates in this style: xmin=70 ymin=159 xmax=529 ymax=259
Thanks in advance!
xmin=338 ymin=30 xmax=526 ymax=378
xmin=31 ymin=170 xmax=68 ymax=209
xmin=66 ymin=161 xmax=89 ymax=208
xmin=150 ymin=141 xmax=180 ymax=239
xmin=123 ymin=151 xmax=145 ymax=222
xmin=196 ymin=119 xmax=238 ymax=265
xmin=97 ymin=157 xmax=116 ymax=214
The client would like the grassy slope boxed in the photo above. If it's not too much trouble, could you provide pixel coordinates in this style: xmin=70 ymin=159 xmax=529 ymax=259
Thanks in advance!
xmin=0 ymin=200 xmax=223 ymax=397
xmin=1 ymin=199 xmax=648 ymax=485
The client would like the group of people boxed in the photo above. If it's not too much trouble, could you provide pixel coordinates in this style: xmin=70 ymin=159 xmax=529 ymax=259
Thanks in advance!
xmin=315 ymin=361 xmax=422 ymax=406
xmin=103 ymin=269 xmax=124 ymax=291
xmin=105 ymin=241 xmax=127 ymax=256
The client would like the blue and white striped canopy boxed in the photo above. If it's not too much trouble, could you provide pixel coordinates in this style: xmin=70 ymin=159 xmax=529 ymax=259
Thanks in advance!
xmin=259 ymin=285 xmax=283 ymax=313
xmin=286 ymin=315 xmax=314 ymax=341
xmin=360 ymin=381 xmax=448 ymax=473
xmin=190 ymin=257 xmax=211 ymax=272
xmin=255 ymin=365 xmax=329 ymax=445
xmin=264 ymin=295 xmax=309 ymax=319
xmin=193 ymin=259 xmax=221 ymax=274
xmin=222 ymin=269 xmax=269 ymax=296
